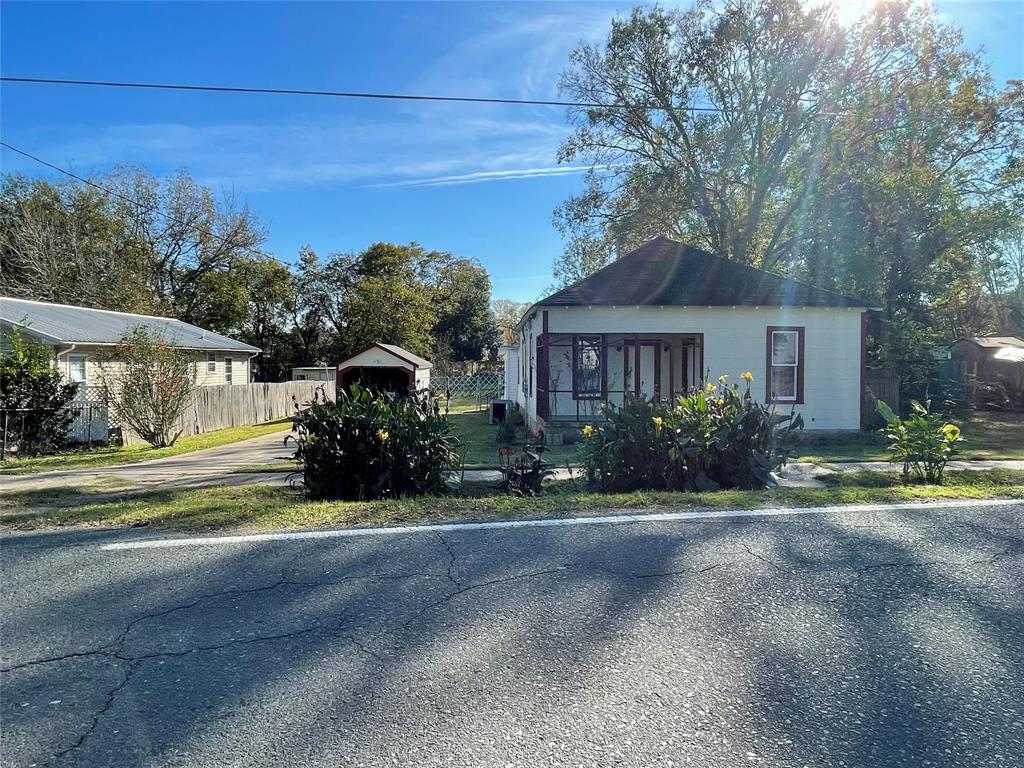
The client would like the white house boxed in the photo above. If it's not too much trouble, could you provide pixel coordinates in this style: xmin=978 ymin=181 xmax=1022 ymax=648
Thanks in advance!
xmin=0 ymin=297 xmax=260 ymax=389
xmin=506 ymin=237 xmax=871 ymax=435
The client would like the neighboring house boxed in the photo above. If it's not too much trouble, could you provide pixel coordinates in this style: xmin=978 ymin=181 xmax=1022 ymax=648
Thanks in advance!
xmin=0 ymin=297 xmax=260 ymax=389
xmin=291 ymin=366 xmax=334 ymax=382
xmin=507 ymin=237 xmax=872 ymax=435
xmin=335 ymin=343 xmax=432 ymax=392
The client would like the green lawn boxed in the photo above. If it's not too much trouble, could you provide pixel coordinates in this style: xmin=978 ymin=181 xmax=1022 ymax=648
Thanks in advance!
xmin=448 ymin=405 xmax=582 ymax=469
xmin=3 ymin=469 xmax=1021 ymax=534
xmin=0 ymin=420 xmax=293 ymax=475
xmin=795 ymin=411 xmax=1024 ymax=463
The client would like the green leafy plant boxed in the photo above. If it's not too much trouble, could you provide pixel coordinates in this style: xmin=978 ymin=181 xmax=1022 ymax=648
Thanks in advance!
xmin=495 ymin=407 xmax=526 ymax=446
xmin=0 ymin=326 xmax=78 ymax=456
xmin=581 ymin=374 xmax=802 ymax=492
xmin=876 ymin=399 xmax=963 ymax=483
xmin=498 ymin=442 xmax=556 ymax=496
xmin=97 ymin=327 xmax=197 ymax=447
xmin=290 ymin=384 xmax=459 ymax=500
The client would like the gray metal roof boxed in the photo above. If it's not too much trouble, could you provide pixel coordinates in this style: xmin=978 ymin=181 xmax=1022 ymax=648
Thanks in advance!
xmin=0 ymin=297 xmax=260 ymax=352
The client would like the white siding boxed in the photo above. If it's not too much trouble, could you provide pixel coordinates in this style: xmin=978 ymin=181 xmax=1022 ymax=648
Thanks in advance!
xmin=51 ymin=345 xmax=251 ymax=388
xmin=518 ymin=306 xmax=864 ymax=431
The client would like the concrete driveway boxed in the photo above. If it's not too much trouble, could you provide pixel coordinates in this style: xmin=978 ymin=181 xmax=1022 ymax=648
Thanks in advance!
xmin=0 ymin=431 xmax=295 ymax=494
xmin=2 ymin=499 xmax=1022 ymax=767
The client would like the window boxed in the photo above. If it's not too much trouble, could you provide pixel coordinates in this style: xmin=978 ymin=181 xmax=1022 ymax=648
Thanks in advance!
xmin=207 ymin=351 xmax=216 ymax=373
xmin=224 ymin=357 xmax=233 ymax=384
xmin=766 ymin=327 xmax=804 ymax=403
xmin=573 ymin=335 xmax=603 ymax=398
xmin=68 ymin=354 xmax=88 ymax=386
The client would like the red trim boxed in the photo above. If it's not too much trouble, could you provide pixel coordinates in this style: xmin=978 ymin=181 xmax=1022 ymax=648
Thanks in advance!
xmin=669 ymin=342 xmax=675 ymax=399
xmin=600 ymin=334 xmax=608 ymax=401
xmin=765 ymin=326 xmax=805 ymax=404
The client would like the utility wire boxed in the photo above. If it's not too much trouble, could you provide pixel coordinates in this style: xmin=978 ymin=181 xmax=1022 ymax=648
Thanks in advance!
xmin=0 ymin=140 xmax=287 ymax=268
xmin=4 ymin=75 xmax=1022 ymax=123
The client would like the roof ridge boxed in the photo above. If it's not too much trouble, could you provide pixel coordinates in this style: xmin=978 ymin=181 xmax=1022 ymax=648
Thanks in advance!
xmin=0 ymin=296 xmax=178 ymax=323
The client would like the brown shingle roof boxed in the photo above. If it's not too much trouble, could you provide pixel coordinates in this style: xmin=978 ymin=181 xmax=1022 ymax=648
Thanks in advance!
xmin=538 ymin=237 xmax=871 ymax=309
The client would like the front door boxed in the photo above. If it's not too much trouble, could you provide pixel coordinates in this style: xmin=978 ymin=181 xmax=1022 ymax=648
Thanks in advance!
xmin=638 ymin=342 xmax=659 ymax=399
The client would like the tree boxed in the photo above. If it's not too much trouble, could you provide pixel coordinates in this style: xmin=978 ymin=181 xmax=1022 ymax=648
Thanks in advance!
xmin=554 ymin=0 xmax=1024 ymax=392
xmin=98 ymin=327 xmax=197 ymax=447
xmin=237 ymin=257 xmax=296 ymax=382
xmin=330 ymin=242 xmax=438 ymax=357
xmin=0 ymin=327 xmax=78 ymax=456
xmin=492 ymin=299 xmax=531 ymax=345
xmin=0 ymin=167 xmax=267 ymax=333
xmin=431 ymin=257 xmax=499 ymax=360
xmin=555 ymin=0 xmax=848 ymax=277
xmin=287 ymin=245 xmax=331 ymax=366
xmin=0 ymin=175 xmax=151 ymax=312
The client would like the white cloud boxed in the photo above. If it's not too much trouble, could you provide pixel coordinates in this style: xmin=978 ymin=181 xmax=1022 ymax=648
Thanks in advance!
xmin=22 ymin=4 xmax=625 ymax=193
xmin=368 ymin=165 xmax=594 ymax=188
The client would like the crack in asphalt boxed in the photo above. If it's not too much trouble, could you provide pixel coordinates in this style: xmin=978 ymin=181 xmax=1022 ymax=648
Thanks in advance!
xmin=434 ymin=531 xmax=463 ymax=589
xmin=8 ymin=526 xmax=1023 ymax=764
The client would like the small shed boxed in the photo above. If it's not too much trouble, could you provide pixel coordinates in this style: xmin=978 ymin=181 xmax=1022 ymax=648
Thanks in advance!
xmin=291 ymin=366 xmax=334 ymax=382
xmin=949 ymin=337 xmax=1024 ymax=381
xmin=336 ymin=343 xmax=432 ymax=393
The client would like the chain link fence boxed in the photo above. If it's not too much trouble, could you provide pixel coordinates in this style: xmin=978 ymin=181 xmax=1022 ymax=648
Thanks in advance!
xmin=432 ymin=372 xmax=504 ymax=410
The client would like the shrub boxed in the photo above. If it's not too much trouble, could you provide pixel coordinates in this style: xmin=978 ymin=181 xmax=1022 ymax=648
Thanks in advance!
xmin=580 ymin=396 xmax=678 ymax=491
xmin=495 ymin=406 xmax=525 ymax=446
xmin=581 ymin=374 xmax=803 ymax=492
xmin=290 ymin=384 xmax=459 ymax=500
xmin=98 ymin=327 xmax=197 ymax=447
xmin=0 ymin=326 xmax=78 ymax=456
xmin=876 ymin=399 xmax=962 ymax=483
xmin=498 ymin=442 xmax=556 ymax=496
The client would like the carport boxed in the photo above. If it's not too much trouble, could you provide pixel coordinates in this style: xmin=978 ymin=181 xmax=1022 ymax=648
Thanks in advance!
xmin=335 ymin=343 xmax=432 ymax=394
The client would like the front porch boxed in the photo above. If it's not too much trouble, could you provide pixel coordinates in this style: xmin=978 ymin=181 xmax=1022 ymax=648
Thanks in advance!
xmin=538 ymin=333 xmax=704 ymax=424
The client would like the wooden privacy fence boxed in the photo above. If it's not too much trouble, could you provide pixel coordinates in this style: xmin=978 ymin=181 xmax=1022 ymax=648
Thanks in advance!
xmin=862 ymin=370 xmax=901 ymax=428
xmin=119 ymin=381 xmax=336 ymax=445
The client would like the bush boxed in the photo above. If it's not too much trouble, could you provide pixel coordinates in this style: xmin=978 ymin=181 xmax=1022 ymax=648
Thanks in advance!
xmin=98 ymin=327 xmax=197 ymax=448
xmin=495 ymin=406 xmax=525 ymax=446
xmin=581 ymin=374 xmax=803 ymax=492
xmin=290 ymin=384 xmax=459 ymax=500
xmin=0 ymin=326 xmax=78 ymax=456
xmin=876 ymin=399 xmax=962 ymax=483
xmin=498 ymin=442 xmax=555 ymax=496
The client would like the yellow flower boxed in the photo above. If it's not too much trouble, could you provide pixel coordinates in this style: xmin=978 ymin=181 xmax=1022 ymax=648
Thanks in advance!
xmin=582 ymin=424 xmax=594 ymax=437
xmin=704 ymin=381 xmax=716 ymax=394
xmin=376 ymin=429 xmax=389 ymax=442
xmin=718 ymin=374 xmax=729 ymax=383
xmin=741 ymin=371 xmax=754 ymax=383
xmin=652 ymin=416 xmax=664 ymax=429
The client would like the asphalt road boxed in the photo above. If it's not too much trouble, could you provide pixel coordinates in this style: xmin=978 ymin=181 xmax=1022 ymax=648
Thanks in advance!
xmin=2 ymin=500 xmax=1023 ymax=768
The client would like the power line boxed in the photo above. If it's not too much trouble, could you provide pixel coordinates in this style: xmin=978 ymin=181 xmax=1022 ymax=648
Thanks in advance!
xmin=0 ymin=75 xmax=622 ymax=110
xmin=0 ymin=140 xmax=289 ymax=268
xmin=4 ymin=75 xmax=1022 ymax=124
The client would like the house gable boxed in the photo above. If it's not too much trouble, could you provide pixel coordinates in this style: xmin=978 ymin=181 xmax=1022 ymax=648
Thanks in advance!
xmin=536 ymin=237 xmax=872 ymax=311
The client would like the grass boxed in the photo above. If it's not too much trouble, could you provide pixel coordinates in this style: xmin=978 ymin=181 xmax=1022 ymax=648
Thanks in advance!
xmin=3 ymin=469 xmax=1021 ymax=534
xmin=0 ymin=419 xmax=293 ymax=475
xmin=795 ymin=410 xmax=1024 ymax=463
xmin=448 ymin=404 xmax=582 ymax=469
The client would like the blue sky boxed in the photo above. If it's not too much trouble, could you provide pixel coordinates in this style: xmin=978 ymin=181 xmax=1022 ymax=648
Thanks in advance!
xmin=1 ymin=1 xmax=1021 ymax=303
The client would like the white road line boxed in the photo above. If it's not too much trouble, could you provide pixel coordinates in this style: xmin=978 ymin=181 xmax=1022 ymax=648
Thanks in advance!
xmin=100 ymin=497 xmax=1023 ymax=551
